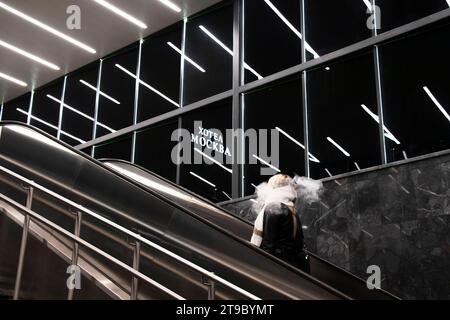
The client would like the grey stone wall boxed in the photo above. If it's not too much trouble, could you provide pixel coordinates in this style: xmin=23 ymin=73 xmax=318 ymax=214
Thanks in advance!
xmin=221 ymin=153 xmax=450 ymax=299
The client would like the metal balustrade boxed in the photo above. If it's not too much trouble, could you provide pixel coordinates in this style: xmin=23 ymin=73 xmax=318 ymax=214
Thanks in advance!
xmin=0 ymin=164 xmax=260 ymax=300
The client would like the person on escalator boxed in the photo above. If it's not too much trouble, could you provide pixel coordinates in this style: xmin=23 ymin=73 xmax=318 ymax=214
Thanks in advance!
xmin=251 ymin=174 xmax=321 ymax=274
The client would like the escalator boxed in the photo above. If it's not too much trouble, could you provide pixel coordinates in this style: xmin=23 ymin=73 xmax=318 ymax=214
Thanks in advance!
xmin=101 ymin=159 xmax=399 ymax=300
xmin=0 ymin=122 xmax=397 ymax=299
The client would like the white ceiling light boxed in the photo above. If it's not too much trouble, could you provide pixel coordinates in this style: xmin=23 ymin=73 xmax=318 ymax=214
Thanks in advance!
xmin=402 ymin=151 xmax=408 ymax=160
xmin=324 ymin=168 xmax=342 ymax=185
xmin=360 ymin=104 xmax=401 ymax=145
xmin=275 ymin=126 xmax=321 ymax=163
xmin=115 ymin=64 xmax=180 ymax=108
xmin=46 ymin=94 xmax=115 ymax=133
xmin=16 ymin=108 xmax=85 ymax=144
xmin=199 ymin=25 xmax=263 ymax=80
xmin=158 ymin=0 xmax=182 ymax=13
xmin=0 ymin=39 xmax=60 ymax=70
xmin=93 ymin=0 xmax=147 ymax=29
xmin=252 ymin=154 xmax=281 ymax=173
xmin=0 ymin=1 xmax=96 ymax=54
xmin=0 ymin=71 xmax=27 ymax=87
xmin=79 ymin=79 xmax=120 ymax=105
xmin=327 ymin=137 xmax=351 ymax=157
xmin=189 ymin=171 xmax=216 ymax=188
xmin=363 ymin=0 xmax=372 ymax=12
xmin=222 ymin=191 xmax=232 ymax=200
xmin=193 ymin=148 xmax=232 ymax=173
xmin=167 ymin=42 xmax=205 ymax=72
xmin=263 ymin=0 xmax=320 ymax=59
xmin=200 ymin=25 xmax=233 ymax=55
xmin=447 ymin=0 xmax=450 ymax=7
xmin=423 ymin=86 xmax=450 ymax=123
xmin=354 ymin=162 xmax=361 ymax=170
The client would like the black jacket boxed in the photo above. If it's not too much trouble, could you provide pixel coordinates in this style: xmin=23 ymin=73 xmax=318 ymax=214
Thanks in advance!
xmin=260 ymin=202 xmax=309 ymax=272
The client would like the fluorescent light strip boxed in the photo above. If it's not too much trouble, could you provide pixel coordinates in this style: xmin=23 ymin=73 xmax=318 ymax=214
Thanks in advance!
xmin=167 ymin=42 xmax=205 ymax=73
xmin=447 ymin=0 xmax=450 ymax=7
xmin=198 ymin=25 xmax=263 ymax=80
xmin=0 ymin=39 xmax=59 ymax=70
xmin=0 ymin=71 xmax=27 ymax=87
xmin=193 ymin=148 xmax=232 ymax=174
xmin=423 ymin=86 xmax=450 ymax=123
xmin=199 ymin=25 xmax=232 ymax=55
xmin=363 ymin=0 xmax=372 ymax=12
xmin=0 ymin=104 xmax=3 ymax=121
xmin=0 ymin=1 xmax=95 ymax=54
xmin=275 ymin=127 xmax=320 ymax=163
xmin=250 ymin=199 xmax=257 ymax=203
xmin=189 ymin=171 xmax=216 ymax=188
xmin=263 ymin=0 xmax=320 ymax=59
xmin=402 ymin=151 xmax=408 ymax=160
xmin=360 ymin=104 xmax=401 ymax=145
xmin=327 ymin=137 xmax=351 ymax=157
xmin=354 ymin=162 xmax=361 ymax=170
xmin=222 ymin=191 xmax=232 ymax=200
xmin=79 ymin=79 xmax=120 ymax=105
xmin=46 ymin=94 xmax=115 ymax=133
xmin=251 ymin=183 xmax=258 ymax=189
xmin=252 ymin=154 xmax=281 ymax=173
xmin=243 ymin=63 xmax=263 ymax=80
xmin=324 ymin=168 xmax=342 ymax=186
xmin=115 ymin=64 xmax=180 ymax=108
xmin=93 ymin=0 xmax=147 ymax=29
xmin=158 ymin=0 xmax=182 ymax=13
xmin=16 ymin=108 xmax=85 ymax=143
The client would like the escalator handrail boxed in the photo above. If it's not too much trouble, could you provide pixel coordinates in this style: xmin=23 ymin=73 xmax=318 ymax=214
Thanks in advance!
xmin=99 ymin=158 xmax=251 ymax=225
xmin=0 ymin=193 xmax=185 ymax=300
xmin=0 ymin=121 xmax=350 ymax=298
xmin=0 ymin=164 xmax=261 ymax=300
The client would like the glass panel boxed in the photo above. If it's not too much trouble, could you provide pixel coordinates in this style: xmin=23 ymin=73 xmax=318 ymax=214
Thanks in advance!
xmin=380 ymin=22 xmax=450 ymax=163
xmin=307 ymin=51 xmax=380 ymax=179
xmin=243 ymin=77 xmax=305 ymax=196
xmin=137 ymin=26 xmax=182 ymax=122
xmin=96 ymin=46 xmax=138 ymax=138
xmin=81 ymin=147 xmax=93 ymax=156
xmin=243 ymin=0 xmax=301 ymax=83
xmin=1 ymin=93 xmax=30 ymax=122
xmin=376 ymin=0 xmax=448 ymax=33
xmin=135 ymin=120 xmax=179 ymax=182
xmin=179 ymin=100 xmax=232 ymax=202
xmin=305 ymin=0 xmax=372 ymax=60
xmin=30 ymin=82 xmax=64 ymax=137
xmin=94 ymin=134 xmax=132 ymax=161
xmin=183 ymin=4 xmax=233 ymax=105
xmin=61 ymin=62 xmax=99 ymax=146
